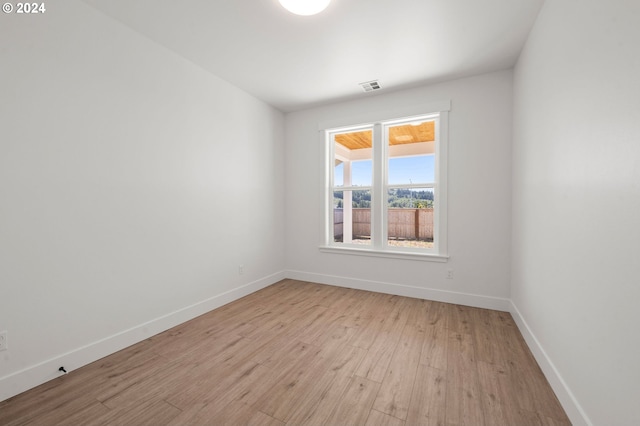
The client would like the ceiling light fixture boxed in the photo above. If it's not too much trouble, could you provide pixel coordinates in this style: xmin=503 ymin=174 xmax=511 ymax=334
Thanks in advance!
xmin=278 ymin=0 xmax=331 ymax=16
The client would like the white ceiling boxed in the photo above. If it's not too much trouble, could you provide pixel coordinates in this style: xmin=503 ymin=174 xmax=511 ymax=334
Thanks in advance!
xmin=81 ymin=0 xmax=544 ymax=112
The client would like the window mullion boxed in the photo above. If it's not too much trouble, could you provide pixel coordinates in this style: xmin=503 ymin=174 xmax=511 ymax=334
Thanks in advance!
xmin=372 ymin=123 xmax=384 ymax=250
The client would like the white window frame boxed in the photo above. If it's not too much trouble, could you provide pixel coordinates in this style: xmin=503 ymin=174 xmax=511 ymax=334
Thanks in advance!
xmin=319 ymin=101 xmax=450 ymax=262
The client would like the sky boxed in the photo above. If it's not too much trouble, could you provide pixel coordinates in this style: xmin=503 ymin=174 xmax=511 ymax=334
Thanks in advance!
xmin=335 ymin=155 xmax=435 ymax=186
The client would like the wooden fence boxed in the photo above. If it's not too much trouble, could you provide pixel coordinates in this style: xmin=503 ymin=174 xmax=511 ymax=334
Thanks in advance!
xmin=334 ymin=209 xmax=343 ymax=239
xmin=334 ymin=208 xmax=433 ymax=241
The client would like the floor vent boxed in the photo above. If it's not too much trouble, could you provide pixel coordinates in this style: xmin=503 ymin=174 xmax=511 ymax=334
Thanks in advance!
xmin=359 ymin=80 xmax=382 ymax=92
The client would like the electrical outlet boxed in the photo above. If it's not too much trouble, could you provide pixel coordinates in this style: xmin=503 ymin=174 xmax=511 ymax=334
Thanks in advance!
xmin=0 ymin=331 xmax=7 ymax=351
xmin=446 ymin=269 xmax=454 ymax=280
xmin=238 ymin=264 xmax=244 ymax=275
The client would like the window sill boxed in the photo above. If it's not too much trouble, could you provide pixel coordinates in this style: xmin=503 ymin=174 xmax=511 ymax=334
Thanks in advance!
xmin=318 ymin=245 xmax=449 ymax=262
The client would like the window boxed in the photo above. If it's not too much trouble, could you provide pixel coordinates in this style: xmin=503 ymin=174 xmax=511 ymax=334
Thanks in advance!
xmin=321 ymin=105 xmax=449 ymax=261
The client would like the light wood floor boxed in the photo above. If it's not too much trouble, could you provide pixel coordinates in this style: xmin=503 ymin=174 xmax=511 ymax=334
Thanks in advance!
xmin=0 ymin=280 xmax=571 ymax=425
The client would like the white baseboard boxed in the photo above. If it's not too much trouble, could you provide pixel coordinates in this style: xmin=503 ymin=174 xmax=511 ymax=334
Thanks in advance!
xmin=509 ymin=301 xmax=591 ymax=426
xmin=285 ymin=269 xmax=511 ymax=312
xmin=0 ymin=271 xmax=286 ymax=403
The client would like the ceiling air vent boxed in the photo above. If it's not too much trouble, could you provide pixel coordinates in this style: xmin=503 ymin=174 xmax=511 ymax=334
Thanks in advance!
xmin=359 ymin=80 xmax=381 ymax=92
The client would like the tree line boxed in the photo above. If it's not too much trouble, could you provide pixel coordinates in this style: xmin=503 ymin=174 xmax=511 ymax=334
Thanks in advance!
xmin=334 ymin=188 xmax=434 ymax=208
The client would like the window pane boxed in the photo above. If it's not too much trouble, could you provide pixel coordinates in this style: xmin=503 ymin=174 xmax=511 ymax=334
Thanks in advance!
xmin=334 ymin=129 xmax=373 ymax=187
xmin=333 ymin=190 xmax=371 ymax=245
xmin=387 ymin=120 xmax=435 ymax=185
xmin=387 ymin=188 xmax=434 ymax=249
xmin=352 ymin=159 xmax=372 ymax=186
xmin=388 ymin=156 xmax=434 ymax=185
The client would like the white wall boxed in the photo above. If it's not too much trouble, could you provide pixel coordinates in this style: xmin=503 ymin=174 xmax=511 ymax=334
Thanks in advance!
xmin=512 ymin=0 xmax=640 ymax=425
xmin=0 ymin=0 xmax=285 ymax=400
xmin=285 ymin=71 xmax=513 ymax=309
